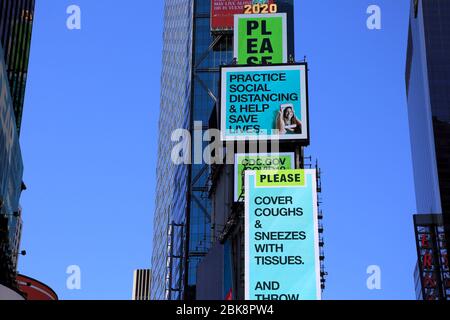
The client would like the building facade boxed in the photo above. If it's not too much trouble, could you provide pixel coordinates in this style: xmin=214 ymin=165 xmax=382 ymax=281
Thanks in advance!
xmin=406 ymin=0 xmax=450 ymax=269
xmin=0 ymin=0 xmax=34 ymax=290
xmin=152 ymin=0 xmax=301 ymax=300
xmin=132 ymin=269 xmax=152 ymax=300
xmin=0 ymin=44 xmax=24 ymax=288
xmin=0 ymin=0 xmax=35 ymax=134
xmin=151 ymin=0 xmax=193 ymax=300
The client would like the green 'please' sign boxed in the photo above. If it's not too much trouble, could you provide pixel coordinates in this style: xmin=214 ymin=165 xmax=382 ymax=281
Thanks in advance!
xmin=235 ymin=13 xmax=287 ymax=65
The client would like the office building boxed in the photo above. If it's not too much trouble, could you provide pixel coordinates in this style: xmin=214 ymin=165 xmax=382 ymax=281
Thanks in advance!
xmin=405 ymin=0 xmax=450 ymax=283
xmin=0 ymin=44 xmax=24 ymax=289
xmin=151 ymin=0 xmax=193 ymax=300
xmin=0 ymin=0 xmax=35 ymax=134
xmin=132 ymin=269 xmax=152 ymax=300
xmin=0 ymin=0 xmax=34 ymax=291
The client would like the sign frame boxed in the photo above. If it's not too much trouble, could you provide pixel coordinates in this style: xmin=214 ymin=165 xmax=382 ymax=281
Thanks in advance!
xmin=233 ymin=13 xmax=288 ymax=65
xmin=244 ymin=169 xmax=321 ymax=300
xmin=219 ymin=63 xmax=310 ymax=144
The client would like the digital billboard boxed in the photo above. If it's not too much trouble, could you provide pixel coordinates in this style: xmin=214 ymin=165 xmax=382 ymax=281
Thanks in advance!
xmin=234 ymin=152 xmax=295 ymax=202
xmin=234 ymin=13 xmax=287 ymax=65
xmin=245 ymin=169 xmax=321 ymax=300
xmin=211 ymin=0 xmax=275 ymax=32
xmin=220 ymin=64 xmax=309 ymax=142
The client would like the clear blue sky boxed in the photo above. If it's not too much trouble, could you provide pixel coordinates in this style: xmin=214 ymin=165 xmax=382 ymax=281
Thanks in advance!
xmin=18 ymin=0 xmax=415 ymax=300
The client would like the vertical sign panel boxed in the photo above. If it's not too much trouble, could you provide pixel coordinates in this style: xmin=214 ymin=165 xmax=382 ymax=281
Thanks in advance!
xmin=245 ymin=169 xmax=321 ymax=300
xmin=234 ymin=13 xmax=287 ymax=65
xmin=234 ymin=153 xmax=295 ymax=202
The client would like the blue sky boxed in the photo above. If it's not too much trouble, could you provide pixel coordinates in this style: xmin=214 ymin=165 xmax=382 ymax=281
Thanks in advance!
xmin=18 ymin=0 xmax=415 ymax=300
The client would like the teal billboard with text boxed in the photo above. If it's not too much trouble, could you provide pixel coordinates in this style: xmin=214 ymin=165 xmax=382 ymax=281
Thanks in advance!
xmin=220 ymin=64 xmax=308 ymax=142
xmin=245 ymin=169 xmax=321 ymax=300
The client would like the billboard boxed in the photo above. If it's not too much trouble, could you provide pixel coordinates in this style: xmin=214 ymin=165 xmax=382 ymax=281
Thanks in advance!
xmin=245 ymin=169 xmax=321 ymax=300
xmin=234 ymin=152 xmax=295 ymax=202
xmin=220 ymin=64 xmax=309 ymax=142
xmin=211 ymin=0 xmax=275 ymax=32
xmin=413 ymin=215 xmax=450 ymax=300
xmin=234 ymin=13 xmax=287 ymax=65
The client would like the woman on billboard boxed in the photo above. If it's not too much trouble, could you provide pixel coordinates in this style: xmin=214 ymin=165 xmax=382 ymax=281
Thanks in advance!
xmin=276 ymin=104 xmax=302 ymax=134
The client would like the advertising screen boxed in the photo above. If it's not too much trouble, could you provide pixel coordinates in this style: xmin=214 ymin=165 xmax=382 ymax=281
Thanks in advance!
xmin=245 ymin=169 xmax=321 ymax=300
xmin=234 ymin=153 xmax=295 ymax=202
xmin=234 ymin=13 xmax=287 ymax=65
xmin=220 ymin=64 xmax=309 ymax=142
xmin=211 ymin=0 xmax=274 ymax=32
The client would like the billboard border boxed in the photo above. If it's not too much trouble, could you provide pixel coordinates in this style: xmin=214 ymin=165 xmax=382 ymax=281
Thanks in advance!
xmin=233 ymin=13 xmax=288 ymax=65
xmin=219 ymin=62 xmax=310 ymax=146
xmin=244 ymin=169 xmax=321 ymax=300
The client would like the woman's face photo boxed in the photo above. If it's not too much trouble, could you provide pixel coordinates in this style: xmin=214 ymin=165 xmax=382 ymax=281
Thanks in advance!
xmin=284 ymin=107 xmax=294 ymax=121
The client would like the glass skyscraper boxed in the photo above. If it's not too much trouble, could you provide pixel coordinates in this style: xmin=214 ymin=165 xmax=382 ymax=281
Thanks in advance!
xmin=152 ymin=0 xmax=295 ymax=300
xmin=0 ymin=0 xmax=34 ymax=290
xmin=0 ymin=43 xmax=24 ymax=289
xmin=152 ymin=0 xmax=193 ymax=300
xmin=406 ymin=0 xmax=450 ymax=294
xmin=0 ymin=0 xmax=35 ymax=135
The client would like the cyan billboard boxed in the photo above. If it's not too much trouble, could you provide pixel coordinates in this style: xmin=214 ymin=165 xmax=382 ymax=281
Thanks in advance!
xmin=220 ymin=64 xmax=308 ymax=142
xmin=245 ymin=169 xmax=321 ymax=300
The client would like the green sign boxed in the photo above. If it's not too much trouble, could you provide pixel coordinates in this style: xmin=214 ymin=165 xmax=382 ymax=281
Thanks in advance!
xmin=245 ymin=169 xmax=321 ymax=300
xmin=234 ymin=153 xmax=295 ymax=202
xmin=256 ymin=169 xmax=305 ymax=187
xmin=234 ymin=13 xmax=287 ymax=65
